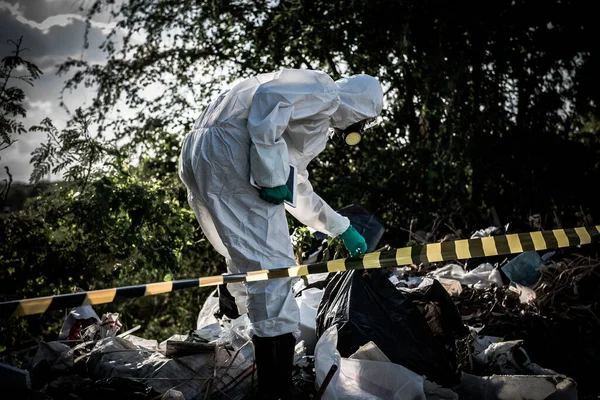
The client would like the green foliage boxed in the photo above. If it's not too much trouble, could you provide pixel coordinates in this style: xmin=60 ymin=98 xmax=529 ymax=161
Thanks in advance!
xmin=56 ymin=0 xmax=600 ymax=243
xmin=1 ymin=36 xmax=42 ymax=207
xmin=1 ymin=108 xmax=222 ymax=347
xmin=1 ymin=165 xmax=220 ymax=346
xmin=0 ymin=36 xmax=42 ymax=152
xmin=29 ymin=109 xmax=109 ymax=189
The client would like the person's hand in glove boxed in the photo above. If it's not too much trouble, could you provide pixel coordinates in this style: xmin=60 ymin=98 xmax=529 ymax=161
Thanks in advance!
xmin=340 ymin=225 xmax=367 ymax=256
xmin=259 ymin=185 xmax=293 ymax=205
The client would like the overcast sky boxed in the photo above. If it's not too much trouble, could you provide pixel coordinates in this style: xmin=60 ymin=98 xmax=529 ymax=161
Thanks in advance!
xmin=0 ymin=0 xmax=116 ymax=183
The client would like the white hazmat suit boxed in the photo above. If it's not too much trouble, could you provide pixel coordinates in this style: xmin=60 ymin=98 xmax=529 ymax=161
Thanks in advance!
xmin=179 ymin=68 xmax=383 ymax=338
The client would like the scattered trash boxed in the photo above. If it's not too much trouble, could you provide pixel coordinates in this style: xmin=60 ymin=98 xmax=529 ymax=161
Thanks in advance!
xmin=58 ymin=305 xmax=101 ymax=340
xmin=468 ymin=326 xmax=504 ymax=355
xmin=315 ymin=269 xmax=461 ymax=386
xmin=470 ymin=226 xmax=502 ymax=239
xmin=436 ymin=278 xmax=463 ymax=296
xmin=399 ymin=277 xmax=468 ymax=375
xmin=394 ymin=275 xmax=425 ymax=288
xmin=314 ymin=325 xmax=427 ymax=399
xmin=429 ymin=263 xmax=504 ymax=289
xmin=508 ymin=281 xmax=536 ymax=304
xmin=348 ymin=340 xmax=391 ymax=363
xmin=476 ymin=340 xmax=560 ymax=377
xmin=100 ymin=312 xmax=123 ymax=338
xmin=2 ymin=220 xmax=599 ymax=399
xmin=295 ymin=287 xmax=324 ymax=355
xmin=86 ymin=336 xmax=214 ymax=399
xmin=501 ymin=251 xmax=543 ymax=287
xmin=457 ymin=372 xmax=578 ymax=400
xmin=0 ymin=362 xmax=31 ymax=390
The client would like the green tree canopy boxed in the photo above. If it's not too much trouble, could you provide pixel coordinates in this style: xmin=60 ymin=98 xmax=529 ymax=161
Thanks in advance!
xmin=58 ymin=0 xmax=600 ymax=238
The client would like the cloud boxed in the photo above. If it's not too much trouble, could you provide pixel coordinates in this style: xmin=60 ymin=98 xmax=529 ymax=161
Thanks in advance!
xmin=27 ymin=100 xmax=54 ymax=114
xmin=0 ymin=1 xmax=116 ymax=34
xmin=2 ymin=0 xmax=87 ymax=22
xmin=0 ymin=1 xmax=114 ymax=183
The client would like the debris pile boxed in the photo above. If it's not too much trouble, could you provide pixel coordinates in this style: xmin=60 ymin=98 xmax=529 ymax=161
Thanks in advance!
xmin=1 ymin=207 xmax=599 ymax=399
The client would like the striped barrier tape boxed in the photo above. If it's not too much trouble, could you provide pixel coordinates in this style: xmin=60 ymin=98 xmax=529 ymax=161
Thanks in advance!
xmin=1 ymin=225 xmax=599 ymax=318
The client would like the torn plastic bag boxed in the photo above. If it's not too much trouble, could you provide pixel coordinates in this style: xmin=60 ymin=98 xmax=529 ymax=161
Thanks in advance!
xmin=457 ymin=372 xmax=578 ymax=400
xmin=399 ymin=278 xmax=468 ymax=373
xmin=429 ymin=263 xmax=503 ymax=289
xmin=501 ymin=251 xmax=543 ymax=287
xmin=217 ymin=284 xmax=241 ymax=320
xmin=213 ymin=314 xmax=256 ymax=400
xmin=314 ymin=325 xmax=426 ymax=400
xmin=295 ymin=287 xmax=324 ymax=355
xmin=58 ymin=305 xmax=100 ymax=340
xmin=100 ymin=312 xmax=122 ymax=337
xmin=470 ymin=226 xmax=502 ymax=239
xmin=467 ymin=326 xmax=503 ymax=356
xmin=315 ymin=269 xmax=460 ymax=386
xmin=86 ymin=336 xmax=214 ymax=399
xmin=475 ymin=340 xmax=560 ymax=376
xmin=124 ymin=335 xmax=159 ymax=351
xmin=195 ymin=289 xmax=224 ymax=342
xmin=197 ymin=289 xmax=221 ymax=329
xmin=28 ymin=341 xmax=73 ymax=373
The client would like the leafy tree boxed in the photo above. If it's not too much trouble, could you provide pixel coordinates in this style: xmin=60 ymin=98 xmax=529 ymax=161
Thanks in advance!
xmin=0 ymin=36 xmax=42 ymax=206
xmin=30 ymin=109 xmax=107 ymax=190
xmin=58 ymin=0 xmax=600 ymax=243
xmin=1 ymin=109 xmax=219 ymax=349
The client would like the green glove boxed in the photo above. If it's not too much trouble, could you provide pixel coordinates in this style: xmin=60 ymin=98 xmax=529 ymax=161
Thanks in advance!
xmin=340 ymin=225 xmax=367 ymax=256
xmin=259 ymin=185 xmax=293 ymax=205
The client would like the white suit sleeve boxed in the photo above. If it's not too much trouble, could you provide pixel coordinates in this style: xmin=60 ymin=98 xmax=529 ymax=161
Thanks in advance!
xmin=247 ymin=90 xmax=293 ymax=188
xmin=248 ymin=69 xmax=349 ymax=236
xmin=285 ymin=169 xmax=350 ymax=237
xmin=247 ymin=69 xmax=341 ymax=188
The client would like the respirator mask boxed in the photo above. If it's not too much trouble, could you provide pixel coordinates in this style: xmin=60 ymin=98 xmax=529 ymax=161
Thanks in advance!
xmin=329 ymin=117 xmax=379 ymax=146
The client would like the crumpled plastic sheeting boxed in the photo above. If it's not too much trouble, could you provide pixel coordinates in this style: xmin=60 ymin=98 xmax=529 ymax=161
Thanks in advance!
xmin=474 ymin=340 xmax=559 ymax=376
xmin=314 ymin=325 xmax=426 ymax=400
xmin=316 ymin=269 xmax=459 ymax=386
xmin=29 ymin=341 xmax=74 ymax=373
xmin=210 ymin=314 xmax=257 ymax=400
xmin=100 ymin=313 xmax=122 ymax=338
xmin=217 ymin=314 xmax=252 ymax=348
xmin=58 ymin=306 xmax=100 ymax=340
xmin=295 ymin=287 xmax=324 ymax=355
xmin=429 ymin=263 xmax=503 ymax=289
xmin=86 ymin=336 xmax=214 ymax=399
xmin=457 ymin=372 xmax=578 ymax=400
xmin=197 ymin=289 xmax=220 ymax=329
xmin=470 ymin=226 xmax=502 ymax=239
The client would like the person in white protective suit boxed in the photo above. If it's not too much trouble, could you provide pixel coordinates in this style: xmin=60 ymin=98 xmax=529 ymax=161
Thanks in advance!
xmin=178 ymin=68 xmax=383 ymax=399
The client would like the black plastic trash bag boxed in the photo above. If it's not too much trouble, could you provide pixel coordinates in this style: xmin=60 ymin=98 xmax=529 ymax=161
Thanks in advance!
xmin=400 ymin=278 xmax=468 ymax=376
xmin=315 ymin=269 xmax=460 ymax=386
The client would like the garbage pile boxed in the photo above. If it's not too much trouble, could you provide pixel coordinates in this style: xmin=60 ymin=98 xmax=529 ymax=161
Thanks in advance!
xmin=1 ymin=206 xmax=599 ymax=399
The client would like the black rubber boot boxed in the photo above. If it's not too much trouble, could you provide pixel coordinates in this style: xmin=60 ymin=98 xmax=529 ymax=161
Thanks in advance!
xmin=252 ymin=333 xmax=296 ymax=400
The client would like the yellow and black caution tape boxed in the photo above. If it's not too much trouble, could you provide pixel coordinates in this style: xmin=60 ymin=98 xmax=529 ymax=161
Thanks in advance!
xmin=1 ymin=225 xmax=599 ymax=318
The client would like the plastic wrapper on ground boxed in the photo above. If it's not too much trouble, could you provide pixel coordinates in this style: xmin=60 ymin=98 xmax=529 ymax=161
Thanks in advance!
xmin=314 ymin=325 xmax=426 ymax=400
